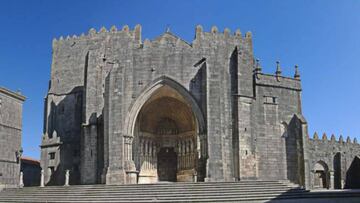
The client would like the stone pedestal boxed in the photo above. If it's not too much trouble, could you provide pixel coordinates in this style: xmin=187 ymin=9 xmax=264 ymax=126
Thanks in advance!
xmin=64 ymin=170 xmax=70 ymax=186
xmin=40 ymin=170 xmax=45 ymax=187
xmin=19 ymin=172 xmax=24 ymax=188
xmin=106 ymin=168 xmax=126 ymax=185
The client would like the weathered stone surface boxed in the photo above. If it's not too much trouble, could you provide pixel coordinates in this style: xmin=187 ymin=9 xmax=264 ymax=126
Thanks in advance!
xmin=39 ymin=25 xmax=360 ymax=190
xmin=0 ymin=87 xmax=25 ymax=188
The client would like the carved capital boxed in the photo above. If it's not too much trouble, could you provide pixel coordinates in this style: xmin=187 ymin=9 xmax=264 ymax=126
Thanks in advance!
xmin=123 ymin=134 xmax=134 ymax=144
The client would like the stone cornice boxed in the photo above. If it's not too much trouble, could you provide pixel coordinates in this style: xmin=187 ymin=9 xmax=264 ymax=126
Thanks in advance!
xmin=0 ymin=87 xmax=26 ymax=101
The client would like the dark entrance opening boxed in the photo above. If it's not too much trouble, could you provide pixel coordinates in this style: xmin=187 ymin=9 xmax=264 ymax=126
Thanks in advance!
xmin=333 ymin=152 xmax=341 ymax=189
xmin=345 ymin=156 xmax=360 ymax=189
xmin=314 ymin=171 xmax=327 ymax=188
xmin=313 ymin=161 xmax=329 ymax=189
xmin=157 ymin=147 xmax=177 ymax=182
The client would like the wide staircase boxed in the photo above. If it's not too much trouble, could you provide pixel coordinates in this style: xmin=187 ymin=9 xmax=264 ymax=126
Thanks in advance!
xmin=0 ymin=180 xmax=311 ymax=202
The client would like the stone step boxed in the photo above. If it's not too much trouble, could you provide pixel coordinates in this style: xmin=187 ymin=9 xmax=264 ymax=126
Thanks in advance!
xmin=0 ymin=188 xmax=304 ymax=197
xmin=0 ymin=192 xmax=309 ymax=203
xmin=5 ymin=184 xmax=295 ymax=192
xmin=0 ymin=181 xmax=310 ymax=202
xmin=6 ymin=180 xmax=288 ymax=188
xmin=3 ymin=186 xmax=299 ymax=192
xmin=3 ymin=182 xmax=291 ymax=191
xmin=2 ymin=187 xmax=300 ymax=194
xmin=1 ymin=191 xmax=359 ymax=203
xmin=3 ymin=188 xmax=299 ymax=195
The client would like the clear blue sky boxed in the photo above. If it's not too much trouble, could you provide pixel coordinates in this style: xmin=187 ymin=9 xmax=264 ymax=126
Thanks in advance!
xmin=1 ymin=0 xmax=360 ymax=159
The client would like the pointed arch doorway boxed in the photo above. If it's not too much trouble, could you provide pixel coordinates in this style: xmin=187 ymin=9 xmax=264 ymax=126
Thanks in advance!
xmin=128 ymin=77 xmax=206 ymax=184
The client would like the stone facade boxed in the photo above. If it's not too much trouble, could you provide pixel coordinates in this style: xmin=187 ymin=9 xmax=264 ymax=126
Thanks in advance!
xmin=0 ymin=87 xmax=25 ymax=189
xmin=307 ymin=133 xmax=360 ymax=189
xmin=39 ymin=25 xmax=360 ymax=189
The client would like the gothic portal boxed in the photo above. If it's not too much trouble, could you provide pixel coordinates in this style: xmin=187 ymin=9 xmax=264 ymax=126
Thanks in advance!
xmin=132 ymin=84 xmax=205 ymax=183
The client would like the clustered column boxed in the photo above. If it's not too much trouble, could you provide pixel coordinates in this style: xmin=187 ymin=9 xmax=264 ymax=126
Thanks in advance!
xmin=177 ymin=138 xmax=196 ymax=170
xmin=123 ymin=134 xmax=137 ymax=183
xmin=124 ymin=135 xmax=132 ymax=163
xmin=139 ymin=138 xmax=157 ymax=171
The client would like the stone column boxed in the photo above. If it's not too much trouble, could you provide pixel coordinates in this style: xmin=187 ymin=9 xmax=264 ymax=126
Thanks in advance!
xmin=152 ymin=142 xmax=156 ymax=169
xmin=145 ymin=139 xmax=149 ymax=170
xmin=177 ymin=142 xmax=181 ymax=170
xmin=154 ymin=143 xmax=158 ymax=170
xmin=123 ymin=135 xmax=137 ymax=184
xmin=40 ymin=170 xmax=45 ymax=187
xmin=149 ymin=141 xmax=153 ymax=169
xmin=19 ymin=172 xmax=24 ymax=188
xmin=182 ymin=141 xmax=186 ymax=170
xmin=329 ymin=170 xmax=334 ymax=189
xmin=140 ymin=139 xmax=144 ymax=169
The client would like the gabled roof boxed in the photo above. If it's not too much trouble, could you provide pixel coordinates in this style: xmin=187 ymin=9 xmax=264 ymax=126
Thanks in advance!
xmin=21 ymin=157 xmax=40 ymax=166
xmin=152 ymin=31 xmax=192 ymax=48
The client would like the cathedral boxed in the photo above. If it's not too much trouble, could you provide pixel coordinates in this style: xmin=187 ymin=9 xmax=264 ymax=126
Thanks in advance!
xmin=39 ymin=25 xmax=360 ymax=189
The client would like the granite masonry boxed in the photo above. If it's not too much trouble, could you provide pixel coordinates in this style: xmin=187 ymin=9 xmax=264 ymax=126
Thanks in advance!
xmin=0 ymin=87 xmax=25 ymax=189
xmin=39 ymin=25 xmax=360 ymax=189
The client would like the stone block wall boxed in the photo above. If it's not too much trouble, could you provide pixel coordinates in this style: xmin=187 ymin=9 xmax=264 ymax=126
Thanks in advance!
xmin=40 ymin=90 xmax=82 ymax=185
xmin=246 ymin=69 xmax=303 ymax=182
xmin=42 ymin=24 xmax=257 ymax=184
xmin=0 ymin=87 xmax=25 ymax=188
xmin=41 ymin=24 xmax=313 ymax=186
xmin=307 ymin=133 xmax=360 ymax=189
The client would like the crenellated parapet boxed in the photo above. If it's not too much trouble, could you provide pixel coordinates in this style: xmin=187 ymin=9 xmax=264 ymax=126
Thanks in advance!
xmin=193 ymin=25 xmax=252 ymax=47
xmin=49 ymin=24 xmax=256 ymax=95
xmin=52 ymin=24 xmax=142 ymax=48
xmin=40 ymin=130 xmax=62 ymax=148
xmin=51 ymin=24 xmax=253 ymax=51
xmin=308 ymin=132 xmax=360 ymax=146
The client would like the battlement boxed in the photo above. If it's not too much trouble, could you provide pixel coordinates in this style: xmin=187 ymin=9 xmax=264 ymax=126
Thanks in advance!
xmin=52 ymin=24 xmax=142 ymax=46
xmin=308 ymin=132 xmax=359 ymax=145
xmin=51 ymin=24 xmax=253 ymax=49
xmin=193 ymin=25 xmax=252 ymax=44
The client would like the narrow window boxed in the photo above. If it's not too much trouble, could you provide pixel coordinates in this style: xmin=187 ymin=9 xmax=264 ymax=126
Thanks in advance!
xmin=272 ymin=97 xmax=277 ymax=104
xmin=49 ymin=152 xmax=55 ymax=160
xmin=264 ymin=96 xmax=278 ymax=104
